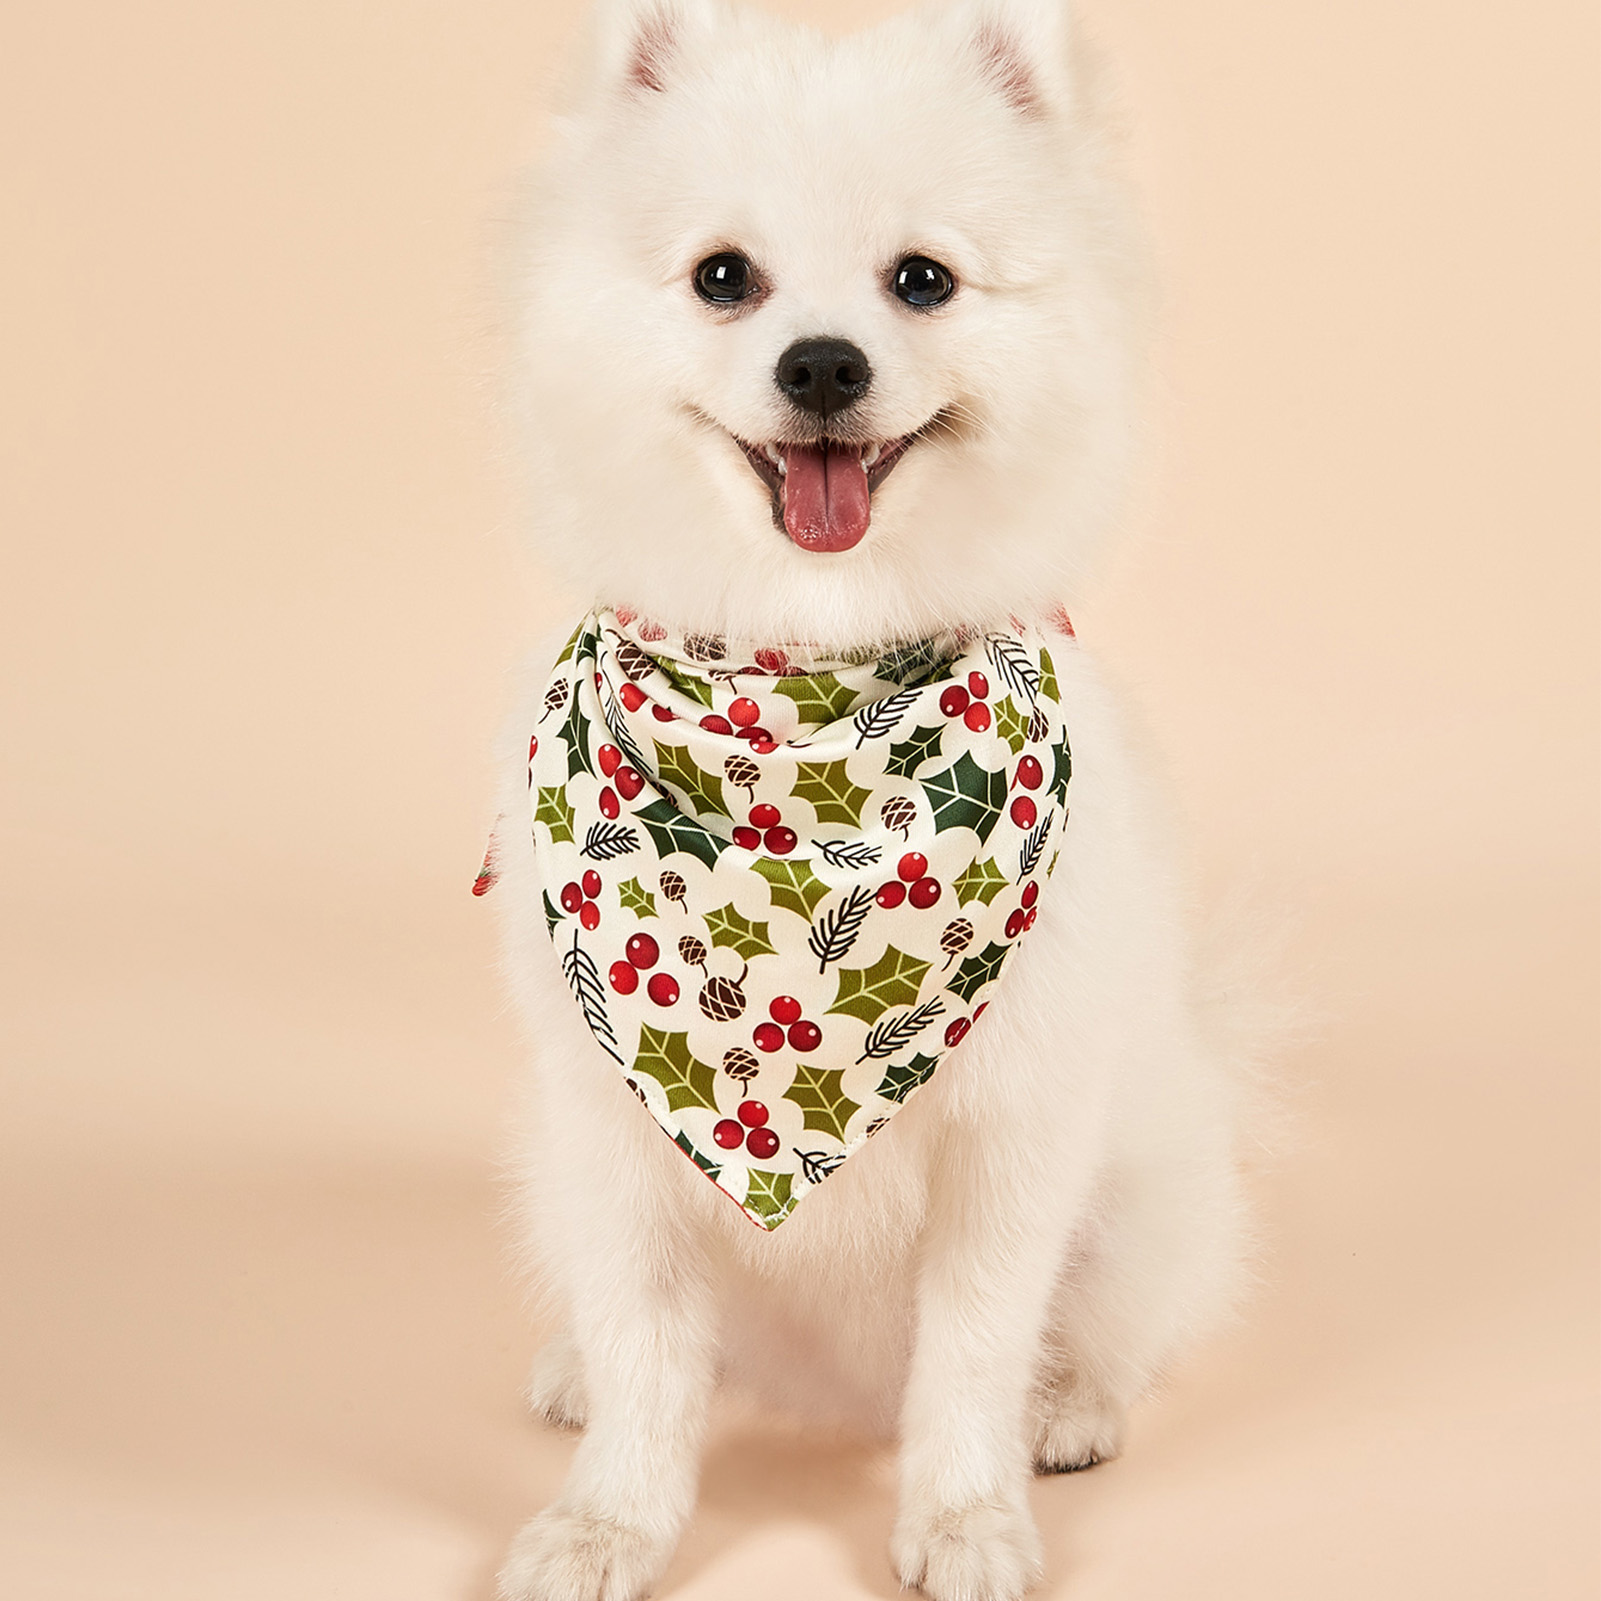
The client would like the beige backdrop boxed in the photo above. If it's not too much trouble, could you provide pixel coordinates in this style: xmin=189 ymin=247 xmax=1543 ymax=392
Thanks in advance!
xmin=2 ymin=0 xmax=1596 ymax=1597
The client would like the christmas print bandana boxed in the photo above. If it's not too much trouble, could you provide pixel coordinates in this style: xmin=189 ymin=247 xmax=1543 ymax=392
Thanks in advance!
xmin=521 ymin=609 xmax=1072 ymax=1230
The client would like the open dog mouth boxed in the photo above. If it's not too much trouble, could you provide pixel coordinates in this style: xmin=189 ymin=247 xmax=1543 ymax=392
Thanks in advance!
xmin=736 ymin=434 xmax=919 ymax=554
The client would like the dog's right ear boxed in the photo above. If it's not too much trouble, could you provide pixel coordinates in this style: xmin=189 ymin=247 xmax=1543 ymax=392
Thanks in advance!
xmin=577 ymin=0 xmax=719 ymax=100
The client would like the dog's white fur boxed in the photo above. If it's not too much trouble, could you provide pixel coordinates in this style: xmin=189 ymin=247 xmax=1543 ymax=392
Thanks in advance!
xmin=490 ymin=3 xmax=1250 ymax=1597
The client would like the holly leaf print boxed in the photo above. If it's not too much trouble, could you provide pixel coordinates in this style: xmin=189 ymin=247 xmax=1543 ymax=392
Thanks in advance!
xmin=874 ymin=638 xmax=950 ymax=687
xmin=634 ymin=1024 xmax=718 ymax=1112
xmin=744 ymin=1168 xmax=796 ymax=1226
xmin=542 ymin=888 xmax=562 ymax=935
xmin=652 ymin=657 xmax=715 ymax=709
xmin=952 ymin=856 xmax=1008 ymax=907
xmin=994 ymin=695 xmax=1029 ymax=756
xmin=792 ymin=760 xmax=873 ymax=825
xmin=1050 ymin=731 xmax=1072 ymax=805
xmin=634 ymin=797 xmax=725 ymax=871
xmin=534 ymin=785 xmax=575 ymax=846
xmin=948 ymin=939 xmax=1010 ymax=1004
xmin=1038 ymin=646 xmax=1059 ymax=706
xmin=875 ymin=1051 xmax=940 ymax=1104
xmin=673 ymin=1129 xmax=720 ymax=1180
xmin=773 ymin=672 xmax=858 ymax=723
xmin=557 ymin=683 xmax=595 ymax=781
xmin=786 ymin=1063 xmax=860 ymax=1142
xmin=923 ymin=752 xmax=1008 ymax=841
xmin=654 ymin=740 xmax=724 ymax=818
xmin=704 ymin=901 xmax=778 ymax=959
xmin=617 ymin=876 xmax=657 ymax=917
xmin=827 ymin=945 xmax=932 ymax=1023
xmin=885 ymin=723 xmax=946 ymax=780
xmin=553 ymin=620 xmax=584 ymax=668
xmin=753 ymin=856 xmax=830 ymax=921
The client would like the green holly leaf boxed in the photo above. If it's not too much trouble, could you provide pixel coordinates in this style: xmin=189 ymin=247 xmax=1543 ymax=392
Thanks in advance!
xmin=792 ymin=759 xmax=872 ymax=825
xmin=874 ymin=638 xmax=952 ymax=687
xmin=534 ymin=785 xmax=575 ymax=845
xmin=952 ymin=856 xmax=1009 ymax=907
xmin=553 ymin=620 xmax=585 ymax=667
xmin=994 ymin=695 xmax=1028 ymax=756
xmin=1038 ymin=646 xmax=1059 ymax=706
xmin=1050 ymin=732 xmax=1072 ymax=806
xmin=1047 ymin=848 xmax=1061 ymax=878
xmin=785 ymin=1063 xmax=860 ymax=1142
xmin=754 ymin=856 xmax=830 ymax=920
xmin=743 ymin=1168 xmax=796 ymax=1226
xmin=885 ymin=722 xmax=946 ymax=780
xmin=773 ymin=672 xmax=858 ymax=723
xmin=634 ymin=797 xmax=724 ymax=871
xmin=948 ymin=939 xmax=1010 ymax=1004
xmin=617 ymin=876 xmax=657 ymax=917
xmin=654 ymin=740 xmax=724 ymax=818
xmin=876 ymin=1052 xmax=940 ymax=1104
xmin=557 ymin=683 xmax=594 ymax=781
xmin=542 ymin=888 xmax=563 ymax=934
xmin=923 ymin=751 xmax=1008 ymax=840
xmin=827 ymin=945 xmax=931 ymax=1023
xmin=633 ymin=1024 xmax=718 ymax=1112
xmin=704 ymin=901 xmax=778 ymax=959
xmin=674 ymin=1128 xmax=720 ymax=1179
xmin=654 ymin=659 xmax=716 ymax=709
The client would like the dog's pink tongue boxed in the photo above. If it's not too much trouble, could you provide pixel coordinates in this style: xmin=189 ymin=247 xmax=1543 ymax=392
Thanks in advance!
xmin=782 ymin=443 xmax=870 ymax=552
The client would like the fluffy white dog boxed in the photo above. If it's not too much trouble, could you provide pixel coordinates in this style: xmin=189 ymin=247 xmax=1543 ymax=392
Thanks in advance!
xmin=487 ymin=1 xmax=1251 ymax=1596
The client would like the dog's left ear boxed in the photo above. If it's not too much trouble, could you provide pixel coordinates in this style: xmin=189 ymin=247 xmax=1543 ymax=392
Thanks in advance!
xmin=582 ymin=0 xmax=719 ymax=100
xmin=948 ymin=0 xmax=1074 ymax=119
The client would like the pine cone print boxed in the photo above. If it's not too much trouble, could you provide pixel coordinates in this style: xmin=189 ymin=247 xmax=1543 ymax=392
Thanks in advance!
xmin=659 ymin=870 xmax=687 ymax=909
xmin=940 ymin=918 xmax=974 ymax=968
xmin=881 ymin=796 xmax=916 ymax=839
xmin=699 ymin=970 xmax=748 ymax=1022
xmin=678 ymin=935 xmax=708 ymax=972
xmin=724 ymin=754 xmax=760 ymax=800
xmin=721 ymin=1047 xmax=759 ymax=1085
xmin=540 ymin=679 xmax=568 ymax=721
xmin=613 ymin=640 xmax=654 ymax=682
xmin=683 ymin=634 xmax=726 ymax=663
xmin=1028 ymin=704 xmax=1049 ymax=744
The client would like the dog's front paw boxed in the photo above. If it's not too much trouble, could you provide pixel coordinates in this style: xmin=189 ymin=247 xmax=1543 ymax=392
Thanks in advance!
xmin=497 ymin=1509 xmax=667 ymax=1601
xmin=1031 ymin=1381 xmax=1124 ymax=1474
xmin=892 ymin=1497 xmax=1043 ymax=1601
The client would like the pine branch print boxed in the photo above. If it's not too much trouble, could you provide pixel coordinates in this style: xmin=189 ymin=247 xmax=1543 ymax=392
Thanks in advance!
xmin=561 ymin=927 xmax=622 ymax=1062
xmin=1018 ymin=813 xmax=1053 ymax=879
xmin=855 ymin=998 xmax=946 ymax=1062
xmin=985 ymin=635 xmax=1040 ymax=704
xmin=818 ymin=838 xmax=883 ymax=870
xmin=580 ymin=821 xmax=640 ymax=861
xmin=807 ymin=885 xmax=875 ymax=972
xmin=852 ymin=688 xmax=920 ymax=746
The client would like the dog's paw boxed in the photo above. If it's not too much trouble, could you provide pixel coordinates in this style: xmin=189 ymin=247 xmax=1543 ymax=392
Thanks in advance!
xmin=1031 ymin=1382 xmax=1124 ymax=1474
xmin=497 ymin=1509 xmax=666 ymax=1601
xmin=526 ymin=1337 xmax=589 ymax=1430
xmin=892 ymin=1498 xmax=1043 ymax=1601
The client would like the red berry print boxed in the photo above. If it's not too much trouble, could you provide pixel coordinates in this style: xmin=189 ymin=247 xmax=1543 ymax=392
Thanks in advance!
xmin=651 ymin=703 xmax=675 ymax=723
xmin=749 ymin=737 xmax=778 ymax=755
xmin=876 ymin=881 xmax=907 ymax=909
xmin=646 ymin=972 xmax=679 ymax=1006
xmin=752 ymin=1022 xmax=784 ymax=1053
xmin=967 ymin=671 xmax=989 ymax=699
xmin=615 ymin=766 xmax=645 ymax=800
xmin=898 ymin=852 xmax=928 ymax=882
xmin=559 ymin=881 xmax=583 ymax=914
xmin=619 ymin=682 xmax=646 ymax=711
xmin=944 ymin=1017 xmax=971 ymax=1047
xmin=754 ymin=647 xmax=789 ymax=674
xmin=749 ymin=803 xmax=781 ymax=829
xmin=909 ymin=877 xmax=942 ymax=910
xmin=1021 ymin=880 xmax=1039 ymax=909
xmin=528 ymin=735 xmax=538 ymax=759
xmin=1024 ymin=906 xmax=1038 ymax=930
xmin=769 ymin=996 xmax=803 ymax=1025
xmin=1015 ymin=756 xmax=1043 ymax=790
xmin=939 ymin=684 xmax=970 ymax=718
xmin=963 ymin=702 xmax=991 ymax=733
xmin=582 ymin=870 xmax=602 ymax=899
xmin=599 ymin=787 xmax=620 ymax=819
xmin=598 ymin=744 xmax=621 ymax=777
xmin=626 ymin=933 xmax=659 ymax=969
xmin=1011 ymin=796 xmax=1037 ymax=829
xmin=609 ymin=960 xmax=638 ymax=995
xmin=713 ymin=1118 xmax=744 ymax=1150
xmin=638 ymin=619 xmax=667 ymax=641
xmin=729 ymin=697 xmax=761 ymax=727
xmin=787 ymin=1019 xmax=822 ymax=1052
xmin=700 ymin=714 xmax=733 ymax=735
xmin=746 ymin=1126 xmax=780 ymax=1161
xmin=615 ymin=606 xmax=637 ymax=626
xmin=737 ymin=1100 xmax=769 ymax=1128
xmin=764 ymin=826 xmax=797 ymax=855
xmin=1005 ymin=908 xmax=1026 ymax=939
xmin=973 ymin=1002 xmax=989 ymax=1019
xmin=733 ymin=825 xmax=761 ymax=850
xmin=579 ymin=901 xmax=601 ymax=931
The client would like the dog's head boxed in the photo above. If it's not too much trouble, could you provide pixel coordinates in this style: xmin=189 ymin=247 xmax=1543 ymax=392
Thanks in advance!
xmin=511 ymin=0 xmax=1144 ymax=646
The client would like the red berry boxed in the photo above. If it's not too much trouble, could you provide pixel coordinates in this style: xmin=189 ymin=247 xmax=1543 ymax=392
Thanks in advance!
xmin=753 ymin=1022 xmax=784 ymax=1053
xmin=733 ymin=825 xmax=761 ymax=850
xmin=598 ymin=744 xmax=621 ymax=776
xmin=1025 ymin=906 xmax=1038 ymax=930
xmin=898 ymin=852 xmax=928 ymax=882
xmin=745 ymin=1126 xmax=780 ymax=1160
xmin=876 ymin=881 xmax=907 ymax=909
xmin=599 ymin=786 xmax=620 ymax=819
xmin=764 ymin=826 xmax=797 ymax=855
xmin=1016 ymin=756 xmax=1043 ymax=790
xmin=729 ymin=697 xmax=761 ymax=727
xmin=579 ymin=901 xmax=600 ymax=931
xmin=619 ymin=682 xmax=646 ymax=711
xmin=1011 ymin=796 xmax=1037 ymax=828
xmin=582 ymin=869 xmax=602 ymax=899
xmin=646 ymin=972 xmax=679 ymax=1006
xmin=787 ymin=1019 xmax=822 ymax=1052
xmin=1005 ymin=909 xmax=1026 ymax=939
xmin=769 ymin=995 xmax=803 ymax=1025
xmin=615 ymin=606 xmax=636 ymax=626
xmin=626 ymin=933 xmax=659 ymax=969
xmin=1022 ymin=880 xmax=1039 ymax=909
xmin=754 ymin=648 xmax=789 ymax=674
xmin=528 ymin=735 xmax=538 ymax=759
xmin=973 ymin=1002 xmax=989 ymax=1019
xmin=638 ymin=619 xmax=666 ymax=641
xmin=749 ymin=737 xmax=778 ymax=755
xmin=963 ymin=702 xmax=991 ymax=733
xmin=909 ymin=877 xmax=941 ymax=910
xmin=713 ymin=1118 xmax=744 ymax=1150
xmin=700 ymin=714 xmax=733 ymax=735
xmin=651 ymin=703 xmax=675 ymax=723
xmin=615 ymin=766 xmax=645 ymax=800
xmin=609 ymin=960 xmax=638 ymax=995
xmin=737 ymin=1100 xmax=769 ymax=1128
xmin=939 ymin=685 xmax=970 ymax=718
xmin=944 ymin=1017 xmax=971 ymax=1047
xmin=749 ymin=803 xmax=781 ymax=829
xmin=594 ymin=672 xmax=603 ymax=689
xmin=559 ymin=881 xmax=583 ymax=913
xmin=967 ymin=671 xmax=989 ymax=699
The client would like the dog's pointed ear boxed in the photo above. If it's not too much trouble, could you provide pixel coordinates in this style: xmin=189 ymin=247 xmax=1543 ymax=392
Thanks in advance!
xmin=580 ymin=0 xmax=719 ymax=99
xmin=948 ymin=0 xmax=1074 ymax=119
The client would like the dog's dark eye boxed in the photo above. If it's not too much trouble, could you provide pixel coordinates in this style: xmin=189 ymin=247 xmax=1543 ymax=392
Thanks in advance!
xmin=695 ymin=253 xmax=754 ymax=304
xmin=891 ymin=255 xmax=956 ymax=308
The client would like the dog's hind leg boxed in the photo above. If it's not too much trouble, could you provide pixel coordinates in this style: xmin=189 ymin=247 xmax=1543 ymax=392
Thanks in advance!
xmin=526 ymin=1324 xmax=589 ymax=1430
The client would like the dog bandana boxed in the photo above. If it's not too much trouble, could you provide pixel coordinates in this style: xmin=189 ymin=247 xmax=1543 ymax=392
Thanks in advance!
xmin=510 ymin=608 xmax=1072 ymax=1230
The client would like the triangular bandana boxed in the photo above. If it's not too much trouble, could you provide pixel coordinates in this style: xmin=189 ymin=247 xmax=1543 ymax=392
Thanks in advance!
xmin=522 ymin=610 xmax=1072 ymax=1229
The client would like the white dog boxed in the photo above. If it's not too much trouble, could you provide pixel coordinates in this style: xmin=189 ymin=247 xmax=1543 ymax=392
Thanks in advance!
xmin=485 ymin=1 xmax=1251 ymax=1597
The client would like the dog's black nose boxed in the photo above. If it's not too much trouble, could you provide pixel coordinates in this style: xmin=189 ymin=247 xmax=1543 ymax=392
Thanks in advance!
xmin=775 ymin=337 xmax=872 ymax=418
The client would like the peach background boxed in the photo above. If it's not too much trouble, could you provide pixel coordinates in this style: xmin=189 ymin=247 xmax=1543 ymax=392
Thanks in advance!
xmin=2 ymin=1 xmax=1596 ymax=1597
